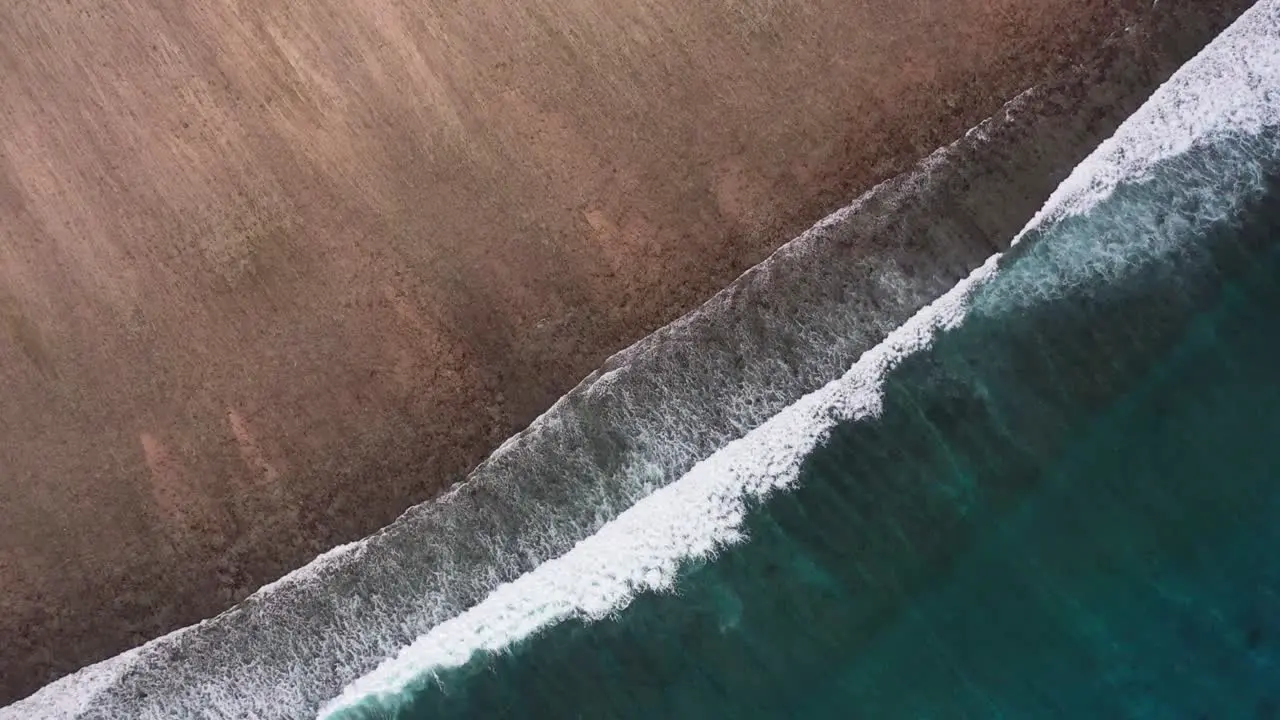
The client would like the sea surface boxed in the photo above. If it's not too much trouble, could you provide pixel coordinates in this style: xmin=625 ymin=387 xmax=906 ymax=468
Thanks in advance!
xmin=333 ymin=128 xmax=1280 ymax=719
xmin=3 ymin=1 xmax=1277 ymax=718
xmin=322 ymin=3 xmax=1280 ymax=717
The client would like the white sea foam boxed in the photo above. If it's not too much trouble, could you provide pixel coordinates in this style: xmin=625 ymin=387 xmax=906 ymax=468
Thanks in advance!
xmin=2 ymin=648 xmax=142 ymax=720
xmin=4 ymin=5 xmax=1270 ymax=718
xmin=0 ymin=76 xmax=1058 ymax=720
xmin=318 ymin=1 xmax=1280 ymax=715
xmin=317 ymin=248 xmax=999 ymax=718
xmin=1017 ymin=0 xmax=1280 ymax=239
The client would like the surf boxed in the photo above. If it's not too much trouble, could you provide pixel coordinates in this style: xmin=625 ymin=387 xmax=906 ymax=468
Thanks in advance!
xmin=2 ymin=2 xmax=1272 ymax=718
xmin=318 ymin=0 xmax=1280 ymax=715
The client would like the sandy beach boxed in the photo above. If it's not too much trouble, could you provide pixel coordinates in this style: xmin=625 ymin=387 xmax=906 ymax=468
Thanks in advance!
xmin=0 ymin=0 xmax=1249 ymax=704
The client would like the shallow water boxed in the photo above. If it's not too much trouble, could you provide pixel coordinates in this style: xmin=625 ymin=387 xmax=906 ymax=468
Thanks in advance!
xmin=2 ymin=3 xmax=1273 ymax=718
xmin=0 ymin=63 xmax=1122 ymax=720
xmin=337 ymin=128 xmax=1280 ymax=718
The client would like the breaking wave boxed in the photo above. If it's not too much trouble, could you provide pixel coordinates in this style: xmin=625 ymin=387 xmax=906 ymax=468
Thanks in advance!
xmin=3 ymin=1 xmax=1274 ymax=718
xmin=320 ymin=1 xmax=1280 ymax=716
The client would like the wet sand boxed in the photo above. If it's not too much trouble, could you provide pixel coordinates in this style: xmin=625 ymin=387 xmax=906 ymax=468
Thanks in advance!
xmin=0 ymin=0 xmax=1249 ymax=704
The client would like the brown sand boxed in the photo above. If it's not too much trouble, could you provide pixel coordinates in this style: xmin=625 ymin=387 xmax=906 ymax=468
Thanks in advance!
xmin=0 ymin=0 xmax=1239 ymax=703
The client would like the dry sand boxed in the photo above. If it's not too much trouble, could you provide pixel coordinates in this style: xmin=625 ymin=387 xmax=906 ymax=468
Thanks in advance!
xmin=0 ymin=0 xmax=1245 ymax=703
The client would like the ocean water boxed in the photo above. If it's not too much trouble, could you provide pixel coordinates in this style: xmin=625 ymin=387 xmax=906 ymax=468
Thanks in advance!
xmin=0 ymin=39 xmax=1129 ymax=720
xmin=333 ymin=130 xmax=1280 ymax=718
xmin=318 ymin=2 xmax=1280 ymax=715
xmin=3 ymin=2 xmax=1276 ymax=718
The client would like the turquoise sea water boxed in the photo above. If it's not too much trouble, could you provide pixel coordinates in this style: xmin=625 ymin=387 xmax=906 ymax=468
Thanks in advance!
xmin=0 ymin=8 xmax=1269 ymax=719
xmin=0 ymin=7 xmax=1271 ymax=719
xmin=339 ymin=128 xmax=1280 ymax=719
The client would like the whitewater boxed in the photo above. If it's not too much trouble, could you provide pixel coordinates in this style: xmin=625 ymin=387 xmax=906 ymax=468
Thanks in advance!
xmin=319 ymin=1 xmax=1280 ymax=714
xmin=2 ymin=1 xmax=1276 ymax=717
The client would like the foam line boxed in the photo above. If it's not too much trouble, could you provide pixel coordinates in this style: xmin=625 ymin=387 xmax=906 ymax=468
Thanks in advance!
xmin=4 ymin=5 xmax=1265 ymax=717
xmin=319 ymin=243 xmax=1000 ymax=718
xmin=0 ymin=84 xmax=1051 ymax=720
xmin=1017 ymin=0 xmax=1280 ymax=239
xmin=317 ymin=1 xmax=1280 ymax=714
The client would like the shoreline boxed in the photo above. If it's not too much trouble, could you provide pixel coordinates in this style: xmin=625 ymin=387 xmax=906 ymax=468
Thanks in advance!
xmin=0 ymin=0 xmax=1254 ymax=706
xmin=4 ymin=1 xmax=1265 ymax=714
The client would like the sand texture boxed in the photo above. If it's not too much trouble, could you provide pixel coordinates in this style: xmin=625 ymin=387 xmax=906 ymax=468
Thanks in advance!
xmin=0 ymin=0 xmax=1251 ymax=703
